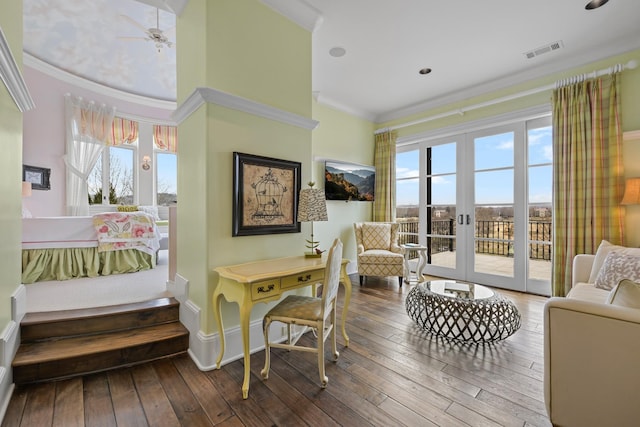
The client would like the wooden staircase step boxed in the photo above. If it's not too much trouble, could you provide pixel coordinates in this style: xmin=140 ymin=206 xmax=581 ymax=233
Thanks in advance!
xmin=13 ymin=322 xmax=189 ymax=384
xmin=20 ymin=297 xmax=180 ymax=342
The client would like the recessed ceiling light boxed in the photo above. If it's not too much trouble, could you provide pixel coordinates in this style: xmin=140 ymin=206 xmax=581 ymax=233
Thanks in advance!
xmin=329 ymin=47 xmax=346 ymax=57
xmin=585 ymin=0 xmax=609 ymax=10
xmin=419 ymin=68 xmax=432 ymax=75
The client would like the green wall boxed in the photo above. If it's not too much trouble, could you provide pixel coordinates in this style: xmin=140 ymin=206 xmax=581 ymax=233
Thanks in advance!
xmin=311 ymin=101 xmax=376 ymax=262
xmin=0 ymin=2 xmax=24 ymax=329
xmin=177 ymin=0 xmax=317 ymax=334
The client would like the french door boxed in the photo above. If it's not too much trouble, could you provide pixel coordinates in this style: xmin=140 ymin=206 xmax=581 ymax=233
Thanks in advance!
xmin=396 ymin=116 xmax=552 ymax=295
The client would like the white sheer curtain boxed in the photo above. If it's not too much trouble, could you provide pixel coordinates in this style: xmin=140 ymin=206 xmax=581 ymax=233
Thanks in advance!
xmin=64 ymin=94 xmax=116 ymax=216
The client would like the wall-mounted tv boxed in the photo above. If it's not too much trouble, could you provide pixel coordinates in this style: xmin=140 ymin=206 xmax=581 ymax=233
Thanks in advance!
xmin=324 ymin=161 xmax=375 ymax=201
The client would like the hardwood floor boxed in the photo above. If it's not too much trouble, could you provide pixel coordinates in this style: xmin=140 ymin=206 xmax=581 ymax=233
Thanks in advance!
xmin=3 ymin=275 xmax=552 ymax=426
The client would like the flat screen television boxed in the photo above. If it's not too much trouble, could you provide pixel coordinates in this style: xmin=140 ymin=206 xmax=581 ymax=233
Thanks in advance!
xmin=324 ymin=161 xmax=375 ymax=201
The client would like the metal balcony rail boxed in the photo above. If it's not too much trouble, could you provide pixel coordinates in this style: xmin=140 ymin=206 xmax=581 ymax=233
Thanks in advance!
xmin=397 ymin=219 xmax=552 ymax=261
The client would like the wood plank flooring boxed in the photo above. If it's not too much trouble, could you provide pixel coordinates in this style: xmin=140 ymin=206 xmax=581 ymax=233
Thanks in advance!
xmin=3 ymin=275 xmax=552 ymax=426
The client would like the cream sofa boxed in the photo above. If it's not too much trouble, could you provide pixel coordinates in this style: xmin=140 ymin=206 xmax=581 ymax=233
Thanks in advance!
xmin=544 ymin=249 xmax=640 ymax=426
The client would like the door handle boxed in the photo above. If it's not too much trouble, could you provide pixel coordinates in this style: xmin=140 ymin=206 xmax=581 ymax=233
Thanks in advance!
xmin=466 ymin=214 xmax=471 ymax=225
xmin=458 ymin=214 xmax=463 ymax=225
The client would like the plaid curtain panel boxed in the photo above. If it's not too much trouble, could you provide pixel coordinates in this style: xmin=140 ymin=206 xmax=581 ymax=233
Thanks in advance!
xmin=551 ymin=72 xmax=624 ymax=296
xmin=373 ymin=130 xmax=397 ymax=222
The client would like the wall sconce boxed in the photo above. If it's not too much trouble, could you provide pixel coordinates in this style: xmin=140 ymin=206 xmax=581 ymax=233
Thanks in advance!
xmin=141 ymin=155 xmax=151 ymax=171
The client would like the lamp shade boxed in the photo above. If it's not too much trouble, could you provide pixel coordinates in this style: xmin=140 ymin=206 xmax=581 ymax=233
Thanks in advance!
xmin=297 ymin=188 xmax=328 ymax=222
xmin=621 ymin=178 xmax=640 ymax=205
xmin=22 ymin=181 xmax=32 ymax=197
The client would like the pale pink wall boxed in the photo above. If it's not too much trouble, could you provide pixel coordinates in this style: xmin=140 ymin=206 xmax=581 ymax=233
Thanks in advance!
xmin=22 ymin=66 xmax=175 ymax=217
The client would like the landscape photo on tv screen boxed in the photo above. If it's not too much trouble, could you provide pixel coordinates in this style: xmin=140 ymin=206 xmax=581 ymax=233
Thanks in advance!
xmin=324 ymin=161 xmax=375 ymax=201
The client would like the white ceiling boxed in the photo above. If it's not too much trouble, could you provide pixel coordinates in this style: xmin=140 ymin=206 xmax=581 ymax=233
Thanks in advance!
xmin=22 ymin=0 xmax=640 ymax=122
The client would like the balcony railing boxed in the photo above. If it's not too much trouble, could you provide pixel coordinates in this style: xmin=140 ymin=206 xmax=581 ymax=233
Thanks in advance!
xmin=397 ymin=219 xmax=551 ymax=261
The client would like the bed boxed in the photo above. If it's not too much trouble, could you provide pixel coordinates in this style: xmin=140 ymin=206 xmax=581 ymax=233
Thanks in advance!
xmin=21 ymin=212 xmax=161 ymax=284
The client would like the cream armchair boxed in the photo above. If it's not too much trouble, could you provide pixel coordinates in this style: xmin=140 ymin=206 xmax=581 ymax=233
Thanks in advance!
xmin=354 ymin=222 xmax=404 ymax=287
xmin=544 ymin=252 xmax=640 ymax=426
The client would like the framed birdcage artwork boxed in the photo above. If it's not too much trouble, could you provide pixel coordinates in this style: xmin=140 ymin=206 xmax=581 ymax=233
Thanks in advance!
xmin=232 ymin=152 xmax=301 ymax=236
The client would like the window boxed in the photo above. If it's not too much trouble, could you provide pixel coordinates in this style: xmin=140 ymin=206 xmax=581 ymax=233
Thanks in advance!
xmin=156 ymin=151 xmax=177 ymax=205
xmin=88 ymin=144 xmax=136 ymax=205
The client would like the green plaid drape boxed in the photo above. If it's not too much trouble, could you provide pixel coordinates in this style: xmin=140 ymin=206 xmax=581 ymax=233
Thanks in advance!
xmin=373 ymin=130 xmax=397 ymax=222
xmin=551 ymin=72 xmax=624 ymax=296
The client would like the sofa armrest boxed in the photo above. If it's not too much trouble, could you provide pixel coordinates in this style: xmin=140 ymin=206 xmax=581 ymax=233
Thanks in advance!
xmin=544 ymin=297 xmax=640 ymax=426
xmin=572 ymin=254 xmax=595 ymax=287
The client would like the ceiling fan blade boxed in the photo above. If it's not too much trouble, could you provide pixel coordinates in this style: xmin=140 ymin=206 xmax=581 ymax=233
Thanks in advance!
xmin=119 ymin=14 xmax=149 ymax=33
xmin=117 ymin=36 xmax=149 ymax=42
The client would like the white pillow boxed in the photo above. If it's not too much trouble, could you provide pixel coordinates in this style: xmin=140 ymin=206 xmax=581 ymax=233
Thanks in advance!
xmin=138 ymin=205 xmax=161 ymax=221
xmin=588 ymin=240 xmax=640 ymax=283
xmin=606 ymin=279 xmax=640 ymax=309
xmin=595 ymin=252 xmax=640 ymax=291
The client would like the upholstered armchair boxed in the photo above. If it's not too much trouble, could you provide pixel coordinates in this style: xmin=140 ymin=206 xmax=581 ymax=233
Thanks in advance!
xmin=354 ymin=222 xmax=404 ymax=286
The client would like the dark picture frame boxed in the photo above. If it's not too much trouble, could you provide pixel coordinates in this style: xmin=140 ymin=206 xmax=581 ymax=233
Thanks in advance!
xmin=23 ymin=164 xmax=51 ymax=190
xmin=232 ymin=152 xmax=301 ymax=236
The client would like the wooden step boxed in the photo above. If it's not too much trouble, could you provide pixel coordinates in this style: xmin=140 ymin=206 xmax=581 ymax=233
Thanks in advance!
xmin=20 ymin=297 xmax=180 ymax=342
xmin=13 ymin=297 xmax=189 ymax=384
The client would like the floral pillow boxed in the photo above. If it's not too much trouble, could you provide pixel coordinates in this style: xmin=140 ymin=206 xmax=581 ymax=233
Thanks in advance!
xmin=594 ymin=251 xmax=640 ymax=291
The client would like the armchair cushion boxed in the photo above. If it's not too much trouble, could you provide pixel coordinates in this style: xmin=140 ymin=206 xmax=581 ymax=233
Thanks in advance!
xmin=606 ymin=279 xmax=640 ymax=309
xmin=358 ymin=249 xmax=404 ymax=265
xmin=361 ymin=223 xmax=392 ymax=250
xmin=588 ymin=240 xmax=640 ymax=283
xmin=594 ymin=251 xmax=640 ymax=290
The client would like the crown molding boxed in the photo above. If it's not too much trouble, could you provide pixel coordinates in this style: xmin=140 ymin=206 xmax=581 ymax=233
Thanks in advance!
xmin=173 ymin=87 xmax=319 ymax=130
xmin=24 ymin=53 xmax=176 ymax=111
xmin=0 ymin=28 xmax=35 ymax=112
xmin=376 ymin=39 xmax=640 ymax=124
xmin=259 ymin=0 xmax=323 ymax=32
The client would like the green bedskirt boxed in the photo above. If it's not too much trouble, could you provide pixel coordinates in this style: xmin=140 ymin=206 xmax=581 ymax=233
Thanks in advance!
xmin=22 ymin=247 xmax=155 ymax=284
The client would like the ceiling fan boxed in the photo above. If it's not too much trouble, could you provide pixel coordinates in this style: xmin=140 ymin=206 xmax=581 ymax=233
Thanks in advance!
xmin=119 ymin=8 xmax=174 ymax=52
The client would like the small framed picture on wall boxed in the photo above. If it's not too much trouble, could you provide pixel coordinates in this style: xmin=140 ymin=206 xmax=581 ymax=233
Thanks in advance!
xmin=23 ymin=165 xmax=51 ymax=190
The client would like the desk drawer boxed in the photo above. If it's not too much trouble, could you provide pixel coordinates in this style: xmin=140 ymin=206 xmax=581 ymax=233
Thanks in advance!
xmin=251 ymin=279 xmax=281 ymax=301
xmin=281 ymin=269 xmax=324 ymax=290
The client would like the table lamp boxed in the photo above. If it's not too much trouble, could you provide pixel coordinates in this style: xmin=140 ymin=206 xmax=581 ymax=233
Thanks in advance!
xmin=621 ymin=177 xmax=640 ymax=205
xmin=297 ymin=182 xmax=328 ymax=257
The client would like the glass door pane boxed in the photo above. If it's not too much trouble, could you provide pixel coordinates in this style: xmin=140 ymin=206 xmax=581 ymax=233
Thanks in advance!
xmin=473 ymin=132 xmax=515 ymax=278
xmin=427 ymin=143 xmax=457 ymax=270
xmin=527 ymin=123 xmax=553 ymax=289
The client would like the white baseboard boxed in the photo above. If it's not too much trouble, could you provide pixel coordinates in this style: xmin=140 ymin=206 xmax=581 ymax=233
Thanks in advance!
xmin=0 ymin=369 xmax=14 ymax=425
xmin=11 ymin=285 xmax=26 ymax=325
xmin=0 ymin=320 xmax=19 ymax=424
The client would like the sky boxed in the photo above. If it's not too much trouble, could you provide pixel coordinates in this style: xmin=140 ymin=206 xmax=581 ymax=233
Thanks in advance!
xmin=396 ymin=125 xmax=552 ymax=207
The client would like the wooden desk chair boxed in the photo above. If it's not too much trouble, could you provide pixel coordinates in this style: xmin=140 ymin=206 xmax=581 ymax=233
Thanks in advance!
xmin=261 ymin=238 xmax=343 ymax=388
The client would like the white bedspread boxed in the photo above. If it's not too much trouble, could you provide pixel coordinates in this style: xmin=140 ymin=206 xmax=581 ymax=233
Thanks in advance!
xmin=22 ymin=216 xmax=97 ymax=249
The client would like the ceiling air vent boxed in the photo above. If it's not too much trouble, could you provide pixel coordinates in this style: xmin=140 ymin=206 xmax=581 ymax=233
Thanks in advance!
xmin=524 ymin=41 xmax=563 ymax=59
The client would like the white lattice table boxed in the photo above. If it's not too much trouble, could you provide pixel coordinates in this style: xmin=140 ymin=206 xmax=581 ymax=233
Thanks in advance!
xmin=405 ymin=280 xmax=521 ymax=343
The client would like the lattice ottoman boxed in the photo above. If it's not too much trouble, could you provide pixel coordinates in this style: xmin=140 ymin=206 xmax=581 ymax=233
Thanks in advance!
xmin=405 ymin=281 xmax=521 ymax=343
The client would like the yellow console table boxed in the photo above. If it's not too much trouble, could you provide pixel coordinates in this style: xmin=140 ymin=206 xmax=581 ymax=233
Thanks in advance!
xmin=213 ymin=255 xmax=352 ymax=399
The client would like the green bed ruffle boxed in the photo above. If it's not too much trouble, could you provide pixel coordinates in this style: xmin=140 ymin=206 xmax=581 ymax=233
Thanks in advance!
xmin=22 ymin=247 xmax=155 ymax=284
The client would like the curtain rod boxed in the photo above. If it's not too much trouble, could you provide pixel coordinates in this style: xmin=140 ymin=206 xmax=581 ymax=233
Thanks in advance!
xmin=374 ymin=59 xmax=638 ymax=135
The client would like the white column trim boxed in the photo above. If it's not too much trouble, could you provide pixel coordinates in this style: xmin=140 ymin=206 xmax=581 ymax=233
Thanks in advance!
xmin=0 ymin=28 xmax=35 ymax=112
xmin=172 ymin=87 xmax=319 ymax=130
